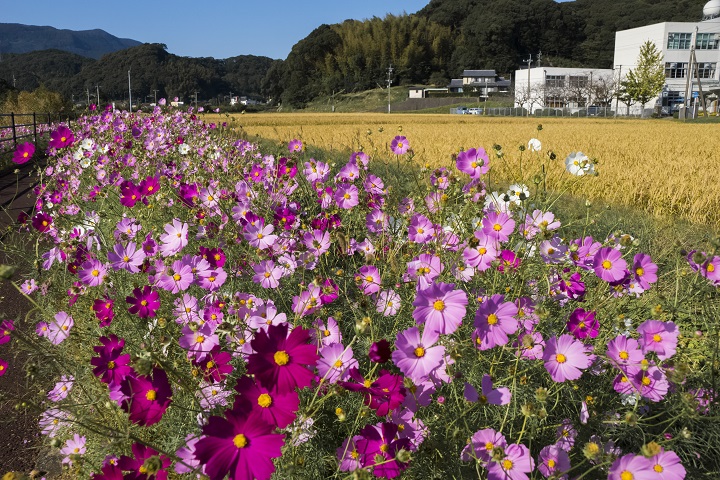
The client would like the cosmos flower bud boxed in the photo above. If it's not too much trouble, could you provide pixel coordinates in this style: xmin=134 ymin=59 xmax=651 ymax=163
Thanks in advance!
xmin=641 ymin=441 xmax=662 ymax=458
xmin=396 ymin=448 xmax=412 ymax=463
xmin=583 ymin=441 xmax=601 ymax=460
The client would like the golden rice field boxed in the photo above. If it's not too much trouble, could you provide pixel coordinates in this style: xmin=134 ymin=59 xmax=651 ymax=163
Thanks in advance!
xmin=211 ymin=113 xmax=720 ymax=227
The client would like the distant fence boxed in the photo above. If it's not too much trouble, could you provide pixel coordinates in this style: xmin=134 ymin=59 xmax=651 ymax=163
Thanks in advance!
xmin=0 ymin=112 xmax=59 ymax=153
xmin=448 ymin=106 xmax=642 ymax=118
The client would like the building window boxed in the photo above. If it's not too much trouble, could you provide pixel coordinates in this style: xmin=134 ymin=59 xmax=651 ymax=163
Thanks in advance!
xmin=696 ymin=33 xmax=720 ymax=49
xmin=546 ymin=75 xmax=565 ymax=88
xmin=546 ymin=97 xmax=565 ymax=108
xmin=665 ymin=62 xmax=688 ymax=78
xmin=661 ymin=90 xmax=684 ymax=109
xmin=697 ymin=62 xmax=717 ymax=79
xmin=568 ymin=76 xmax=588 ymax=88
xmin=667 ymin=33 xmax=692 ymax=49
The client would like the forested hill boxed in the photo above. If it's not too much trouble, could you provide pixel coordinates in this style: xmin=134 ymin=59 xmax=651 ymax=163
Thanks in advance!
xmin=268 ymin=0 xmax=707 ymax=107
xmin=0 ymin=24 xmax=141 ymax=59
xmin=0 ymin=44 xmax=275 ymax=104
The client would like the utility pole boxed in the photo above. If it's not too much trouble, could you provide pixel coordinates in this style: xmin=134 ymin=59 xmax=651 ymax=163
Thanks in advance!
xmin=614 ymin=65 xmax=622 ymax=118
xmin=12 ymin=73 xmax=15 ymax=88
xmin=194 ymin=91 xmax=198 ymax=110
xmin=386 ymin=64 xmax=394 ymax=114
xmin=128 ymin=69 xmax=132 ymax=113
xmin=682 ymin=28 xmax=697 ymax=120
xmin=96 ymin=85 xmax=100 ymax=107
xmin=153 ymin=89 xmax=158 ymax=105
xmin=86 ymin=88 xmax=90 ymax=106
xmin=525 ymin=54 xmax=533 ymax=117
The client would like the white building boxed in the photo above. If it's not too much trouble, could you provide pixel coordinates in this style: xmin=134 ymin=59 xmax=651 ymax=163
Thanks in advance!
xmin=513 ymin=67 xmax=614 ymax=113
xmin=613 ymin=0 xmax=720 ymax=115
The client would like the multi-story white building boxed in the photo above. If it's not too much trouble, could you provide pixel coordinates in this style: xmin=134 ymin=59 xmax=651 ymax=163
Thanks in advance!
xmin=613 ymin=0 xmax=720 ymax=115
xmin=513 ymin=67 xmax=615 ymax=113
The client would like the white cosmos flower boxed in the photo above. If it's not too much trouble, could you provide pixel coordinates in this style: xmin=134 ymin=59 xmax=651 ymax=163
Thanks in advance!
xmin=564 ymin=152 xmax=595 ymax=176
xmin=528 ymin=138 xmax=541 ymax=152
xmin=73 ymin=149 xmax=84 ymax=161
xmin=80 ymin=138 xmax=94 ymax=150
xmin=178 ymin=144 xmax=190 ymax=155
xmin=507 ymin=184 xmax=530 ymax=204
xmin=80 ymin=157 xmax=91 ymax=168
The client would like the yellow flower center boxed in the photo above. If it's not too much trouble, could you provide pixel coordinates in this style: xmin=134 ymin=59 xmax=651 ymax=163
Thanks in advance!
xmin=140 ymin=300 xmax=148 ymax=306
xmin=556 ymin=353 xmax=567 ymax=363
xmin=478 ymin=247 xmax=487 ymax=255
xmin=485 ymin=441 xmax=494 ymax=451
xmin=233 ymin=433 xmax=248 ymax=448
xmin=363 ymin=379 xmax=373 ymax=388
xmin=636 ymin=267 xmax=645 ymax=276
xmin=414 ymin=347 xmax=425 ymax=358
xmin=433 ymin=300 xmax=445 ymax=311
xmin=196 ymin=336 xmax=205 ymax=344
xmin=206 ymin=360 xmax=215 ymax=369
xmin=145 ymin=389 xmax=156 ymax=401
xmin=380 ymin=443 xmax=389 ymax=453
xmin=207 ymin=195 xmax=214 ymax=201
xmin=619 ymin=351 xmax=629 ymax=360
xmin=653 ymin=334 xmax=662 ymax=342
xmin=642 ymin=376 xmax=651 ymax=386
xmin=274 ymin=350 xmax=289 ymax=366
xmin=654 ymin=465 xmax=663 ymax=473
xmin=493 ymin=223 xmax=502 ymax=232
xmin=173 ymin=274 xmax=181 ymax=281
xmin=547 ymin=459 xmax=556 ymax=468
xmin=123 ymin=256 xmax=130 ymax=262
xmin=257 ymin=393 xmax=273 ymax=408
xmin=708 ymin=263 xmax=716 ymax=272
xmin=91 ymin=269 xmax=100 ymax=277
xmin=417 ymin=227 xmax=424 ymax=234
xmin=471 ymin=161 xmax=477 ymax=168
xmin=502 ymin=459 xmax=513 ymax=470
xmin=334 ymin=359 xmax=344 ymax=368
xmin=487 ymin=313 xmax=498 ymax=325
xmin=264 ymin=272 xmax=271 ymax=278
xmin=343 ymin=193 xmax=351 ymax=200
xmin=208 ymin=276 xmax=216 ymax=282
xmin=602 ymin=260 xmax=612 ymax=270
xmin=620 ymin=472 xmax=634 ymax=480
xmin=323 ymin=329 xmax=331 ymax=337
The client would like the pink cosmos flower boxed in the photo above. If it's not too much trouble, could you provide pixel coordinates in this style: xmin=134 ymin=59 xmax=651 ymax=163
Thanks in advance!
xmin=482 ymin=211 xmax=515 ymax=243
xmin=637 ymin=320 xmax=678 ymax=360
xmin=78 ymin=259 xmax=107 ymax=287
xmin=606 ymin=335 xmax=645 ymax=369
xmin=632 ymin=366 xmax=669 ymax=402
xmin=650 ymin=449 xmax=686 ymax=479
xmin=337 ymin=161 xmax=360 ymax=182
xmin=288 ymin=138 xmax=303 ymax=152
xmin=317 ymin=343 xmax=359 ymax=384
xmin=566 ymin=308 xmax=599 ymax=340
xmin=47 ymin=311 xmax=74 ymax=345
xmin=291 ymin=285 xmax=322 ymax=317
xmin=543 ymin=334 xmax=592 ymax=382
xmin=313 ymin=317 xmax=341 ymax=347
xmin=463 ymin=233 xmax=498 ymax=271
xmin=376 ymin=289 xmax=401 ymax=316
xmin=406 ymin=254 xmax=443 ymax=290
xmin=461 ymin=428 xmax=507 ymax=463
xmin=48 ymin=375 xmax=74 ymax=402
xmin=412 ymin=282 xmax=468 ymax=335
xmin=390 ymin=135 xmax=410 ymax=155
xmin=464 ymin=375 xmax=511 ymax=405
xmin=198 ymin=268 xmax=227 ymax=291
xmin=158 ymin=219 xmax=189 ymax=257
xmin=335 ymin=184 xmax=360 ymax=209
xmin=117 ymin=443 xmax=171 ymax=479
xmin=337 ymin=436 xmax=364 ymax=472
xmin=175 ymin=435 xmax=203 ymax=475
xmin=194 ymin=403 xmax=285 ymax=480
xmin=126 ymin=286 xmax=160 ymax=318
xmin=633 ymin=253 xmax=658 ymax=289
xmin=456 ymin=147 xmax=490 ymax=178
xmin=303 ymin=229 xmax=331 ymax=256
xmin=120 ymin=367 xmax=172 ymax=426
xmin=60 ymin=434 xmax=86 ymax=465
xmin=252 ymin=260 xmax=282 ymax=289
xmin=473 ymin=294 xmax=518 ymax=350
xmin=179 ymin=323 xmax=219 ymax=361
xmin=0 ymin=320 xmax=14 ymax=345
xmin=593 ymin=247 xmax=628 ymax=282
xmin=555 ymin=419 xmax=578 ymax=451
xmin=392 ymin=326 xmax=445 ymax=383
xmin=608 ymin=454 xmax=654 ymax=480
xmin=408 ymin=214 xmax=435 ymax=244
xmin=244 ymin=222 xmax=278 ymax=249
xmin=13 ymin=142 xmax=35 ymax=164
xmin=355 ymin=265 xmax=381 ymax=295
xmin=487 ymin=443 xmax=535 ymax=480
xmin=247 ymin=323 xmax=320 ymax=394
xmin=107 ymin=242 xmax=145 ymax=272
xmin=537 ymin=444 xmax=570 ymax=479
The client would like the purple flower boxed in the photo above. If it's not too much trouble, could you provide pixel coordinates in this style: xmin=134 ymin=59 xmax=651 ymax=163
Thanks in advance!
xmin=650 ymin=449 xmax=686 ymax=479
xmin=179 ymin=323 xmax=219 ymax=361
xmin=408 ymin=214 xmax=435 ymax=244
xmin=245 ymin=222 xmax=278 ymax=249
xmin=288 ymin=138 xmax=303 ymax=152
xmin=47 ymin=312 xmax=73 ymax=345
xmin=376 ymin=289 xmax=401 ymax=316
xmin=390 ymin=135 xmax=410 ymax=155
xmin=48 ymin=375 xmax=74 ymax=402
xmin=335 ymin=184 xmax=360 ymax=209
xmin=107 ymin=242 xmax=145 ymax=272
xmin=252 ymin=260 xmax=282 ymax=289
xmin=317 ymin=343 xmax=359 ymax=383
xmin=473 ymin=294 xmax=518 ymax=350
xmin=302 ymin=229 xmax=331 ymax=256
xmin=482 ymin=211 xmax=515 ymax=243
xmin=412 ymin=282 xmax=468 ymax=335
xmin=194 ymin=403 xmax=285 ymax=480
xmin=456 ymin=147 xmax=490 ymax=178
xmin=487 ymin=443 xmax=535 ymax=480
xmin=606 ymin=334 xmax=644 ymax=369
xmin=637 ymin=320 xmax=678 ymax=360
xmin=608 ymin=454 xmax=654 ymax=480
xmin=234 ymin=376 xmax=299 ymax=429
xmin=0 ymin=320 xmax=14 ymax=345
xmin=461 ymin=428 xmax=506 ymax=463
xmin=158 ymin=219 xmax=189 ymax=257
xmin=392 ymin=326 xmax=445 ymax=383
xmin=32 ymin=212 xmax=53 ymax=232
xmin=78 ymin=259 xmax=107 ymax=287
xmin=632 ymin=366 xmax=669 ymax=402
xmin=91 ymin=335 xmax=132 ymax=385
xmin=566 ymin=308 xmax=599 ymax=340
xmin=13 ymin=142 xmax=35 ymax=164
xmin=464 ymin=375 xmax=511 ymax=405
xmin=357 ymin=422 xmax=411 ymax=478
xmin=197 ymin=268 xmax=227 ymax=291
xmin=593 ymin=247 xmax=628 ymax=282
xmin=60 ymin=434 xmax=86 ymax=465
xmin=119 ymin=181 xmax=141 ymax=208
xmin=369 ymin=339 xmax=392 ymax=363
xmin=537 ymin=444 xmax=570 ymax=479
xmin=633 ymin=253 xmax=658 ymax=289
xmin=126 ymin=286 xmax=160 ymax=318
xmin=355 ymin=265 xmax=381 ymax=295
xmin=120 ymin=367 xmax=172 ymax=426
xmin=49 ymin=125 xmax=74 ymax=149
xmin=543 ymin=335 xmax=592 ymax=382
xmin=337 ymin=436 xmax=364 ymax=472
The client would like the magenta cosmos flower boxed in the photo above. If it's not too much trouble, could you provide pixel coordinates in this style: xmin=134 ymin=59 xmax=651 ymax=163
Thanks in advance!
xmin=234 ymin=375 xmax=300 ymax=429
xmin=637 ymin=319 xmax=679 ymax=360
xmin=543 ymin=334 xmax=592 ymax=382
xmin=116 ymin=443 xmax=171 ymax=480
xmin=78 ymin=259 xmax=108 ymax=287
xmin=126 ymin=286 xmax=160 ymax=318
xmin=593 ymin=247 xmax=628 ymax=282
xmin=390 ymin=135 xmax=410 ymax=155
xmin=247 ymin=323 xmax=320 ymax=394
xmin=473 ymin=294 xmax=518 ymax=350
xmin=13 ymin=142 xmax=35 ymax=164
xmin=357 ymin=422 xmax=412 ymax=479
xmin=464 ymin=375 xmax=511 ymax=405
xmin=49 ymin=125 xmax=74 ymax=149
xmin=487 ymin=443 xmax=535 ymax=480
xmin=392 ymin=326 xmax=445 ymax=383
xmin=566 ymin=308 xmax=599 ymax=340
xmin=0 ymin=319 xmax=14 ymax=345
xmin=120 ymin=367 xmax=172 ymax=426
xmin=412 ymin=282 xmax=468 ymax=335
xmin=32 ymin=212 xmax=52 ymax=232
xmin=461 ymin=428 xmax=507 ymax=462
xmin=338 ymin=368 xmax=405 ymax=416
xmin=91 ymin=335 xmax=132 ymax=385
xmin=633 ymin=253 xmax=658 ymax=290
xmin=288 ymin=138 xmax=303 ymax=152
xmin=456 ymin=147 xmax=490 ymax=178
xmin=194 ymin=403 xmax=285 ymax=480
xmin=355 ymin=265 xmax=381 ymax=295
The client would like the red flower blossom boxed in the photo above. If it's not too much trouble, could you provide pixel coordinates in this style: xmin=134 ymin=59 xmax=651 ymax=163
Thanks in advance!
xmin=120 ymin=368 xmax=172 ymax=426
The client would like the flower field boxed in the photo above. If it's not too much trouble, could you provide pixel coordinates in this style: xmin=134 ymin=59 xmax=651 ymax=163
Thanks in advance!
xmin=1 ymin=104 xmax=720 ymax=479
xmin=226 ymin=113 xmax=720 ymax=228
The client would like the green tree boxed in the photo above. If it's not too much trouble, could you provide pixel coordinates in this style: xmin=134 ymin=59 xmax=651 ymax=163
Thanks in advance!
xmin=624 ymin=41 xmax=665 ymax=116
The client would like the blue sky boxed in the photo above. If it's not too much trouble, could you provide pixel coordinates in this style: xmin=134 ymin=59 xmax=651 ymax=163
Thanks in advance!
xmin=5 ymin=0 xmax=574 ymax=60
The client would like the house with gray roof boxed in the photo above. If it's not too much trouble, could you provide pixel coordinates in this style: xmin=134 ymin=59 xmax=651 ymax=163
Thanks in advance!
xmin=448 ymin=70 xmax=511 ymax=94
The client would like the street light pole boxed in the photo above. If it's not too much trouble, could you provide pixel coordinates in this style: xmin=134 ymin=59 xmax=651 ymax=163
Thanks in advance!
xmin=128 ymin=69 xmax=132 ymax=112
xmin=96 ymin=85 xmax=101 ymax=107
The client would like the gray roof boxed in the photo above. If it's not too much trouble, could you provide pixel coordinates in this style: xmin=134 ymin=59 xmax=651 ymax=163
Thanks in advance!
xmin=448 ymin=79 xmax=464 ymax=87
xmin=462 ymin=69 xmax=497 ymax=77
